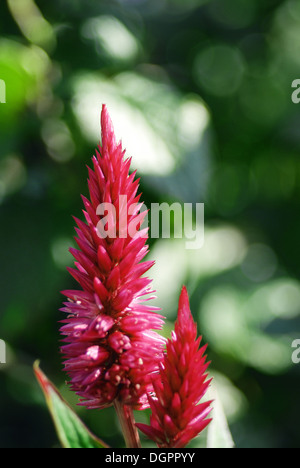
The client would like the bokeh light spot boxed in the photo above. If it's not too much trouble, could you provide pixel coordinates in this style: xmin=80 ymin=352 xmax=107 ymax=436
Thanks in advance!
xmin=81 ymin=16 xmax=140 ymax=62
xmin=194 ymin=45 xmax=245 ymax=97
xmin=241 ymin=244 xmax=277 ymax=283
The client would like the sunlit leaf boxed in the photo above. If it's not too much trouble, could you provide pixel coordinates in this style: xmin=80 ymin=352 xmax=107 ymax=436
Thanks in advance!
xmin=206 ymin=387 xmax=235 ymax=449
xmin=34 ymin=362 xmax=109 ymax=448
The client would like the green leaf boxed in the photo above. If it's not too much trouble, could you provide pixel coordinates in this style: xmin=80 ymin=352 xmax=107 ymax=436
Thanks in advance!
xmin=34 ymin=361 xmax=109 ymax=448
xmin=206 ymin=386 xmax=235 ymax=449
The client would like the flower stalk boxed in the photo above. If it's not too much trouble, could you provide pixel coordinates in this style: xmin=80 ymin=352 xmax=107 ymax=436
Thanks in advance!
xmin=114 ymin=400 xmax=141 ymax=448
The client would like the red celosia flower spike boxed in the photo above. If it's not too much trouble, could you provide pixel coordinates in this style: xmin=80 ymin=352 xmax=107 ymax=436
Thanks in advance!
xmin=137 ymin=287 xmax=212 ymax=448
xmin=60 ymin=105 xmax=165 ymax=411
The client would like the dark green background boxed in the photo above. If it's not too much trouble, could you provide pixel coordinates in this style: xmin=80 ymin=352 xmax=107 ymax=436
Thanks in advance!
xmin=0 ymin=0 xmax=299 ymax=448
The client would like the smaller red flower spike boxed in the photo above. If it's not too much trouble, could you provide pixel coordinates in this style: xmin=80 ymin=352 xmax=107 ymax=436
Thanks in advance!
xmin=137 ymin=287 xmax=213 ymax=448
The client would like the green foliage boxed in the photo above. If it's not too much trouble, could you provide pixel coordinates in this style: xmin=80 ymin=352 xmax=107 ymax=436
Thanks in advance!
xmin=206 ymin=387 xmax=235 ymax=449
xmin=34 ymin=363 xmax=108 ymax=448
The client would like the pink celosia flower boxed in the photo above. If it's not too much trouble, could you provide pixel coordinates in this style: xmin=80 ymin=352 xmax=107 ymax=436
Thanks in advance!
xmin=60 ymin=105 xmax=165 ymax=411
xmin=137 ymin=287 xmax=212 ymax=448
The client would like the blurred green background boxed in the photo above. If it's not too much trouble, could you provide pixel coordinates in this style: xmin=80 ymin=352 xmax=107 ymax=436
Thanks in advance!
xmin=0 ymin=0 xmax=300 ymax=448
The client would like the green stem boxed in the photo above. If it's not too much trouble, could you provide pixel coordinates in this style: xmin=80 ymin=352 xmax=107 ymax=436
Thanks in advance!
xmin=114 ymin=400 xmax=141 ymax=448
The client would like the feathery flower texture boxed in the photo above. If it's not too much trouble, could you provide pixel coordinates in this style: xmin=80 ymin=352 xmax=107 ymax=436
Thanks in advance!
xmin=137 ymin=287 xmax=212 ymax=448
xmin=60 ymin=105 xmax=165 ymax=410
